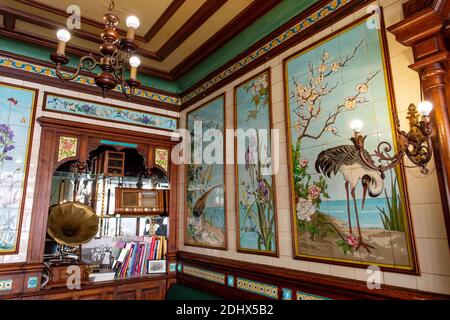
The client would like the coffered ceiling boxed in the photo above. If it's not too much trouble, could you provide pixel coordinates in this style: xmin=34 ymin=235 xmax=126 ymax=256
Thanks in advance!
xmin=0 ymin=0 xmax=283 ymax=79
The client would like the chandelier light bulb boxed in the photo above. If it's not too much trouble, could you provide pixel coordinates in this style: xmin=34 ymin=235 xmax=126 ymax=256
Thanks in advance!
xmin=57 ymin=29 xmax=71 ymax=43
xmin=126 ymin=16 xmax=140 ymax=29
xmin=350 ymin=119 xmax=364 ymax=133
xmin=129 ymin=56 xmax=141 ymax=68
xmin=418 ymin=101 xmax=433 ymax=117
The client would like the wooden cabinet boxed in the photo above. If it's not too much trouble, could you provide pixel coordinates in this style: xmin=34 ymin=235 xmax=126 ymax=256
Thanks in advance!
xmin=20 ymin=277 xmax=168 ymax=300
xmin=117 ymin=279 xmax=166 ymax=300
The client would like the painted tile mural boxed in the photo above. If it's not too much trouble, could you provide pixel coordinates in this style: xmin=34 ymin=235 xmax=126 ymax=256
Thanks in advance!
xmin=185 ymin=96 xmax=226 ymax=249
xmin=235 ymin=71 xmax=277 ymax=255
xmin=285 ymin=16 xmax=416 ymax=271
xmin=0 ymin=83 xmax=36 ymax=254
xmin=44 ymin=93 xmax=178 ymax=131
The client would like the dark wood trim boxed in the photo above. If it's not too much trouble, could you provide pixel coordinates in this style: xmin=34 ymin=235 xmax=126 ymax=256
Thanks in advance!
xmin=179 ymin=0 xmax=372 ymax=109
xmin=0 ymin=81 xmax=38 ymax=256
xmin=143 ymin=0 xmax=186 ymax=42
xmin=155 ymin=0 xmax=227 ymax=61
xmin=233 ymin=68 xmax=280 ymax=257
xmin=388 ymin=0 xmax=450 ymax=247
xmin=37 ymin=117 xmax=181 ymax=145
xmin=177 ymin=251 xmax=449 ymax=300
xmin=42 ymin=91 xmax=179 ymax=134
xmin=14 ymin=0 xmax=146 ymax=42
xmin=282 ymin=10 xmax=419 ymax=274
xmin=3 ymin=14 xmax=16 ymax=30
xmin=184 ymin=94 xmax=228 ymax=251
xmin=26 ymin=116 xmax=181 ymax=266
xmin=170 ymin=0 xmax=282 ymax=78
xmin=0 ymin=5 xmax=173 ymax=81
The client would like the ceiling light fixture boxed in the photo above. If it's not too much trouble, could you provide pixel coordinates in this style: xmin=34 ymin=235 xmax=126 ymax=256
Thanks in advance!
xmin=50 ymin=0 xmax=141 ymax=99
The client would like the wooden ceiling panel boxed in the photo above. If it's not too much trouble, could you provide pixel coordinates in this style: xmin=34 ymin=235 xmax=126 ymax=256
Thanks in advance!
xmin=162 ymin=0 xmax=254 ymax=70
xmin=144 ymin=0 xmax=207 ymax=51
xmin=2 ymin=0 xmax=284 ymax=78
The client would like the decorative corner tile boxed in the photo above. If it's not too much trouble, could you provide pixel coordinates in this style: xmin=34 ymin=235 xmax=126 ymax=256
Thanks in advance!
xmin=282 ymin=288 xmax=293 ymax=300
xmin=297 ymin=291 xmax=331 ymax=300
xmin=27 ymin=276 xmax=38 ymax=289
xmin=0 ymin=279 xmax=13 ymax=292
xmin=177 ymin=263 xmax=183 ymax=273
xmin=227 ymin=275 xmax=234 ymax=287
xmin=169 ymin=263 xmax=177 ymax=273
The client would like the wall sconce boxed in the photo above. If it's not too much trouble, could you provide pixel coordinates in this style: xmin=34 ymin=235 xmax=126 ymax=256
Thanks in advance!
xmin=350 ymin=102 xmax=434 ymax=178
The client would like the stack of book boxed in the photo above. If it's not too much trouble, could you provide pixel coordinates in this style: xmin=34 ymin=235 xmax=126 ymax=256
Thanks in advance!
xmin=112 ymin=236 xmax=167 ymax=277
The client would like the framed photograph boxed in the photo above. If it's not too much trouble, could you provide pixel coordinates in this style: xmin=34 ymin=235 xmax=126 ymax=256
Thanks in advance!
xmin=284 ymin=12 xmax=418 ymax=273
xmin=147 ymin=260 xmax=166 ymax=274
xmin=234 ymin=69 xmax=279 ymax=256
xmin=185 ymin=95 xmax=227 ymax=250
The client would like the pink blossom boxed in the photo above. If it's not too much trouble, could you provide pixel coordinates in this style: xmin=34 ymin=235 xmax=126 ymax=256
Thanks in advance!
xmin=300 ymin=158 xmax=308 ymax=168
xmin=308 ymin=185 xmax=321 ymax=199
xmin=347 ymin=234 xmax=359 ymax=248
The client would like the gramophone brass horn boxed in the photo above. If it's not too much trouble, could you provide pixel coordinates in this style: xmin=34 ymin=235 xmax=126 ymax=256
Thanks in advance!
xmin=47 ymin=202 xmax=99 ymax=247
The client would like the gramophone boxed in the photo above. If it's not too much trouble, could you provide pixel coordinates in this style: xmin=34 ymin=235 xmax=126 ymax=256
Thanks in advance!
xmin=42 ymin=202 xmax=99 ymax=288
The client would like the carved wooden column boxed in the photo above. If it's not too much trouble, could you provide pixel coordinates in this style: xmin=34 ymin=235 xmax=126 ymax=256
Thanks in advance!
xmin=389 ymin=0 xmax=450 ymax=244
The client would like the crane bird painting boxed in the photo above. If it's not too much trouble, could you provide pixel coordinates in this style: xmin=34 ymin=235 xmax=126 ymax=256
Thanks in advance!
xmin=284 ymin=15 xmax=416 ymax=272
xmin=315 ymin=145 xmax=383 ymax=253
xmin=185 ymin=96 xmax=226 ymax=250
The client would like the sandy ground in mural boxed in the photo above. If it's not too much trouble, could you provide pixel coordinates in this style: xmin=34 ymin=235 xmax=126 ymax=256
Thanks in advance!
xmin=187 ymin=216 xmax=225 ymax=248
xmin=298 ymin=216 xmax=409 ymax=266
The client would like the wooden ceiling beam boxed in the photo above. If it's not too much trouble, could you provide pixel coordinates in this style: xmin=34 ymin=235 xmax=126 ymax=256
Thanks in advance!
xmin=143 ymin=0 xmax=186 ymax=42
xmin=154 ymin=0 xmax=227 ymax=61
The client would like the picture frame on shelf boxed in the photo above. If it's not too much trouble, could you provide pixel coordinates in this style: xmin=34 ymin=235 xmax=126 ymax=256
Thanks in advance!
xmin=147 ymin=260 xmax=166 ymax=274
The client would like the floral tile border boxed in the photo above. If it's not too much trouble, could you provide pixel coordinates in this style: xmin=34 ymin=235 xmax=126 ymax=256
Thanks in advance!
xmin=181 ymin=0 xmax=353 ymax=104
xmin=182 ymin=265 xmax=226 ymax=285
xmin=44 ymin=93 xmax=178 ymax=131
xmin=0 ymin=55 xmax=181 ymax=106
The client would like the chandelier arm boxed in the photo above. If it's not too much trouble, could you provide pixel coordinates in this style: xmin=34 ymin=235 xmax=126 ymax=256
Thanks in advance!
xmin=55 ymin=56 xmax=99 ymax=81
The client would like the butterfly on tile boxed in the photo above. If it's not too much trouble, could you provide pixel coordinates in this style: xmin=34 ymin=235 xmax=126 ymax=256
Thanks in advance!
xmin=7 ymin=97 xmax=18 ymax=106
xmin=20 ymin=117 xmax=27 ymax=123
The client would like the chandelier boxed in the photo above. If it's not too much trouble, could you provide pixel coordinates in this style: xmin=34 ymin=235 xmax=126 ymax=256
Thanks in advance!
xmin=350 ymin=101 xmax=434 ymax=178
xmin=50 ymin=0 xmax=141 ymax=99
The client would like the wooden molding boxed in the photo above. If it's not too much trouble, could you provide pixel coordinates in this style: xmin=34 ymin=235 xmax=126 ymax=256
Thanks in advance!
xmin=170 ymin=0 xmax=282 ymax=78
xmin=388 ymin=0 xmax=450 ymax=247
xmin=177 ymin=251 xmax=450 ymax=300
xmin=143 ymin=0 xmax=186 ymax=42
xmin=179 ymin=0 xmax=372 ymax=109
xmin=155 ymin=0 xmax=227 ymax=61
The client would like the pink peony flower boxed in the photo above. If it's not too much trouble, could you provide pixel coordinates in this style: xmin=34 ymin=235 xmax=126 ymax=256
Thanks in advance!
xmin=308 ymin=185 xmax=321 ymax=200
xmin=300 ymin=158 xmax=309 ymax=168
xmin=347 ymin=234 xmax=359 ymax=248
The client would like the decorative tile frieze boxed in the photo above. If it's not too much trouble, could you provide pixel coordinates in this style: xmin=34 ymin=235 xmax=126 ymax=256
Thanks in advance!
xmin=0 ymin=55 xmax=181 ymax=106
xmin=297 ymin=291 xmax=331 ymax=300
xmin=44 ymin=93 xmax=178 ymax=131
xmin=182 ymin=265 xmax=226 ymax=285
xmin=180 ymin=0 xmax=353 ymax=103
xmin=236 ymin=277 xmax=278 ymax=299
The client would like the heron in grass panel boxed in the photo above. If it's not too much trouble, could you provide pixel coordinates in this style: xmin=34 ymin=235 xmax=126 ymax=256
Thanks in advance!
xmin=315 ymin=144 xmax=384 ymax=253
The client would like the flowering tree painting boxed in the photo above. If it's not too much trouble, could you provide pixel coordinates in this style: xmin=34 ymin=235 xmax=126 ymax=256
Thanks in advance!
xmin=0 ymin=84 xmax=36 ymax=253
xmin=285 ymin=18 xmax=416 ymax=271
xmin=185 ymin=97 xmax=226 ymax=249
xmin=235 ymin=71 xmax=277 ymax=254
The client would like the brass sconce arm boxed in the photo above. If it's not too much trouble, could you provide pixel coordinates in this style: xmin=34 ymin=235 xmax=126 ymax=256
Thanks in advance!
xmin=350 ymin=103 xmax=433 ymax=179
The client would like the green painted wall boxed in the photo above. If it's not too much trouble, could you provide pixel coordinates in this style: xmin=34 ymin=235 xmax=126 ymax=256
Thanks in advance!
xmin=175 ymin=0 xmax=319 ymax=91
xmin=0 ymin=36 xmax=180 ymax=93
xmin=0 ymin=0 xmax=318 ymax=94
